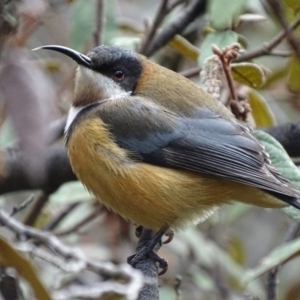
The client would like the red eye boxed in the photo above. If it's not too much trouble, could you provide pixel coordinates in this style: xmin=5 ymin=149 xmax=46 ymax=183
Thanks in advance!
xmin=113 ymin=70 xmax=124 ymax=80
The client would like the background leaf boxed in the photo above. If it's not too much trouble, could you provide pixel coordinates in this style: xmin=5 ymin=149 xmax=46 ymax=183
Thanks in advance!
xmin=243 ymin=237 xmax=300 ymax=284
xmin=199 ymin=31 xmax=238 ymax=66
xmin=287 ymin=56 xmax=300 ymax=93
xmin=253 ymin=130 xmax=300 ymax=223
xmin=208 ymin=0 xmax=247 ymax=29
xmin=231 ymin=62 xmax=265 ymax=88
xmin=248 ymin=89 xmax=276 ymax=127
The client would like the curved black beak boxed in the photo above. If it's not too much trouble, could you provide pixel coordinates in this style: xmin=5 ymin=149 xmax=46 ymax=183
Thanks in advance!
xmin=32 ymin=45 xmax=92 ymax=68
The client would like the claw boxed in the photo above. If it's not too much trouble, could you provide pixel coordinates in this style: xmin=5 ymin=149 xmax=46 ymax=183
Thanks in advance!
xmin=128 ymin=227 xmax=169 ymax=275
xmin=163 ymin=230 xmax=174 ymax=244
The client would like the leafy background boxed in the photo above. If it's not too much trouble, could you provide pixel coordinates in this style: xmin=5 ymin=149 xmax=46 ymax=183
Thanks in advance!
xmin=0 ymin=0 xmax=300 ymax=299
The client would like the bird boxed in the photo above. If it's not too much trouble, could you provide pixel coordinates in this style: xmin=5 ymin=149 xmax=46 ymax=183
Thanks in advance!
xmin=34 ymin=44 xmax=300 ymax=271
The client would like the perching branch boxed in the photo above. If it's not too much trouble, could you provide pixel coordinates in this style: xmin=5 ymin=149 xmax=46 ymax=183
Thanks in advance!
xmin=133 ymin=228 xmax=160 ymax=300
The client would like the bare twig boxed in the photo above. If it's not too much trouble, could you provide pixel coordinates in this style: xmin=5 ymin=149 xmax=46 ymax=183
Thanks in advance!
xmin=174 ymin=275 xmax=182 ymax=300
xmin=139 ymin=0 xmax=169 ymax=55
xmin=10 ymin=194 xmax=35 ymax=217
xmin=180 ymin=66 xmax=201 ymax=78
xmin=55 ymin=203 xmax=104 ymax=236
xmin=93 ymin=0 xmax=105 ymax=47
xmin=43 ymin=201 xmax=81 ymax=231
xmin=23 ymin=191 xmax=48 ymax=226
xmin=17 ymin=243 xmax=86 ymax=273
xmin=267 ymin=0 xmax=300 ymax=60
xmin=212 ymin=44 xmax=239 ymax=101
xmin=268 ymin=50 xmax=293 ymax=57
xmin=167 ymin=0 xmax=187 ymax=11
xmin=52 ymin=283 xmax=138 ymax=300
xmin=235 ymin=16 xmax=300 ymax=62
xmin=0 ymin=209 xmax=144 ymax=300
xmin=267 ymin=223 xmax=300 ymax=300
xmin=144 ymin=0 xmax=206 ymax=57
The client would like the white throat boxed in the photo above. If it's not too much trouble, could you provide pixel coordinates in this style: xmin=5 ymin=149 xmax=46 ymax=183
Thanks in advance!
xmin=65 ymin=66 xmax=130 ymax=134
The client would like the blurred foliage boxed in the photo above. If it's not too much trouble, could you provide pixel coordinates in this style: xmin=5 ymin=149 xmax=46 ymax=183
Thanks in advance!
xmin=0 ymin=0 xmax=299 ymax=299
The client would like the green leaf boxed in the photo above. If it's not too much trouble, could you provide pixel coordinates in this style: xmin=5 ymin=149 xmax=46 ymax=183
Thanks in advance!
xmin=169 ymin=35 xmax=200 ymax=61
xmin=287 ymin=56 xmax=300 ymax=93
xmin=248 ymin=90 xmax=276 ymax=127
xmin=243 ymin=236 xmax=300 ymax=285
xmin=252 ymin=130 xmax=300 ymax=223
xmin=283 ymin=0 xmax=300 ymax=12
xmin=231 ymin=63 xmax=265 ymax=88
xmin=208 ymin=0 xmax=247 ymax=29
xmin=199 ymin=31 xmax=238 ymax=66
xmin=0 ymin=235 xmax=51 ymax=300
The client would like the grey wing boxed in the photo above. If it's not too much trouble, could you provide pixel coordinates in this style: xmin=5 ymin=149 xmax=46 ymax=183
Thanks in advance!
xmin=97 ymin=98 xmax=300 ymax=207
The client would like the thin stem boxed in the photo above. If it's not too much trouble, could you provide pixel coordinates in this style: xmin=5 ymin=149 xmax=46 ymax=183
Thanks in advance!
xmin=55 ymin=204 xmax=103 ymax=236
xmin=235 ymin=16 xmax=300 ymax=62
xmin=93 ymin=0 xmax=105 ymax=47
xmin=139 ymin=0 xmax=169 ymax=55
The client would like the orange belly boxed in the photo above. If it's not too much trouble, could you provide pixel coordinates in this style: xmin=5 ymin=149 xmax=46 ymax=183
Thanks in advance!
xmin=67 ymin=118 xmax=286 ymax=231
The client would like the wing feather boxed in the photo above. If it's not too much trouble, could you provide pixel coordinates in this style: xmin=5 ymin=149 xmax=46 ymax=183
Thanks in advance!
xmin=93 ymin=97 xmax=300 ymax=204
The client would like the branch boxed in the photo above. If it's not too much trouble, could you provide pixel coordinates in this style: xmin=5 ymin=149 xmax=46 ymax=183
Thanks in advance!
xmin=139 ymin=0 xmax=169 ymax=55
xmin=180 ymin=66 xmax=201 ymax=78
xmin=267 ymin=0 xmax=300 ymax=60
xmin=267 ymin=223 xmax=300 ymax=300
xmin=133 ymin=228 xmax=160 ymax=300
xmin=0 ymin=144 xmax=76 ymax=195
xmin=55 ymin=203 xmax=104 ymax=236
xmin=144 ymin=0 xmax=207 ymax=57
xmin=0 ymin=209 xmax=144 ymax=300
xmin=235 ymin=16 xmax=300 ymax=62
xmin=23 ymin=191 xmax=49 ymax=226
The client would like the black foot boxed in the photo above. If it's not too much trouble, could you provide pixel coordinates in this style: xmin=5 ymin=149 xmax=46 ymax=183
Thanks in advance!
xmin=127 ymin=247 xmax=168 ymax=275
xmin=128 ymin=227 xmax=169 ymax=275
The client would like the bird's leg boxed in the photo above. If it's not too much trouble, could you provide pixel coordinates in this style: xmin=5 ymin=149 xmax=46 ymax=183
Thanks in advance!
xmin=128 ymin=226 xmax=169 ymax=275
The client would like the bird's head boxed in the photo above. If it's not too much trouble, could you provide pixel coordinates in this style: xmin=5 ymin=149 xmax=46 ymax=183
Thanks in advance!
xmin=33 ymin=45 xmax=144 ymax=107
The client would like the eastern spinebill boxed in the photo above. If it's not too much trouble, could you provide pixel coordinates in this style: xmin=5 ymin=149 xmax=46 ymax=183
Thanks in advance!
xmin=33 ymin=44 xmax=300 ymax=270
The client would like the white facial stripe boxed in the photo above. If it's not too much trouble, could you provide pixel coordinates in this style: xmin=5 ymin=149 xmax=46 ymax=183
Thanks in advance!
xmin=75 ymin=66 xmax=130 ymax=100
xmin=65 ymin=66 xmax=131 ymax=134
